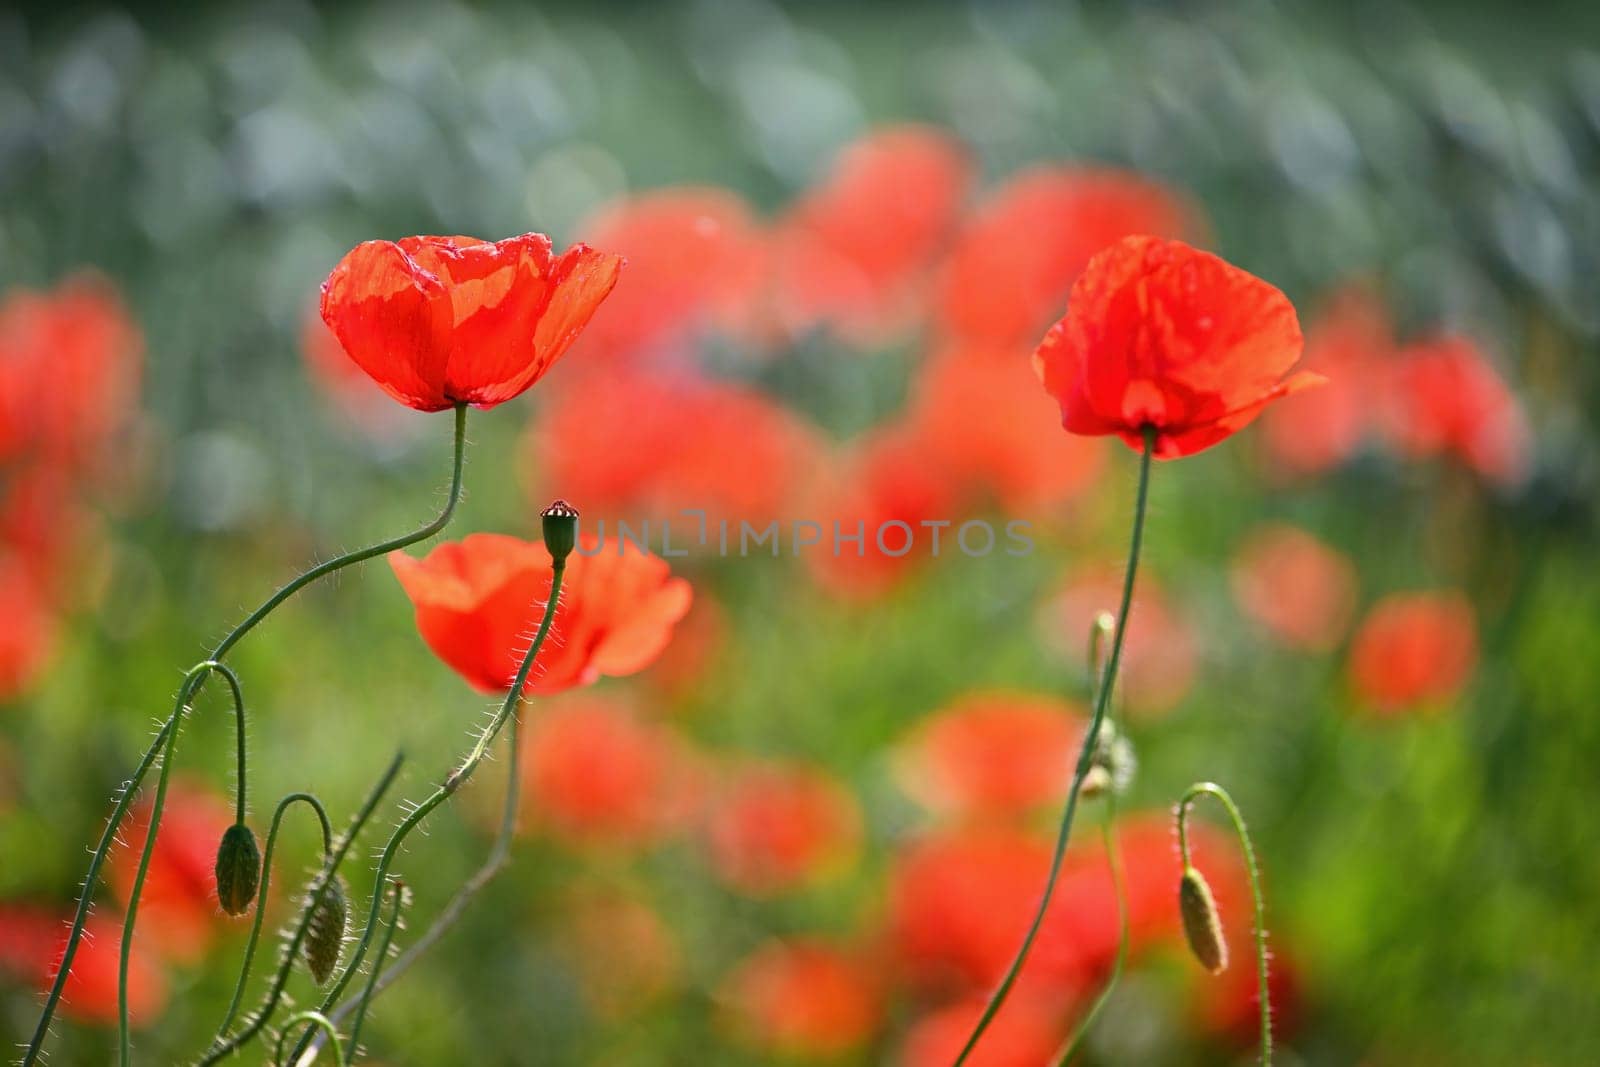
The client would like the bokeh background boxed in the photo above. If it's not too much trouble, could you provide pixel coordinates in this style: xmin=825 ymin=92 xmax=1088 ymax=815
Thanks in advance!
xmin=3 ymin=1 xmax=1599 ymax=1064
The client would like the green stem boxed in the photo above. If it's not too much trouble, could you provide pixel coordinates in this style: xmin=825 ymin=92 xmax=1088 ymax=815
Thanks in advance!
xmin=1177 ymin=782 xmax=1272 ymax=1066
xmin=271 ymin=1012 xmax=344 ymax=1066
xmin=116 ymin=661 xmax=244 ymax=1065
xmin=288 ymin=560 xmax=567 ymax=1064
xmin=345 ymin=880 xmax=409 ymax=1061
xmin=1055 ymin=798 xmax=1129 ymax=1065
xmin=955 ymin=426 xmax=1155 ymax=1065
xmin=324 ymin=700 xmax=526 ymax=1036
xmin=214 ymin=792 xmax=334 ymax=1039
xmin=24 ymin=405 xmax=466 ymax=1066
xmin=197 ymin=753 xmax=404 ymax=1066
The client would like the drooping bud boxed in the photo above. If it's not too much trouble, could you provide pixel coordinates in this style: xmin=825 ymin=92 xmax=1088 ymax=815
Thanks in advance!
xmin=213 ymin=823 xmax=261 ymax=917
xmin=1178 ymin=866 xmax=1228 ymax=974
xmin=303 ymin=875 xmax=349 ymax=985
xmin=541 ymin=499 xmax=579 ymax=567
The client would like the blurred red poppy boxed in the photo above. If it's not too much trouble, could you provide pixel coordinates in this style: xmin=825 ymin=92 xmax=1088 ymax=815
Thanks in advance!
xmin=522 ymin=694 xmax=700 ymax=848
xmin=1044 ymin=567 xmax=1198 ymax=716
xmin=389 ymin=532 xmax=691 ymax=695
xmin=773 ymin=125 xmax=972 ymax=342
xmin=720 ymin=939 xmax=884 ymax=1056
xmin=0 ymin=553 xmax=57 ymax=702
xmin=108 ymin=779 xmax=236 ymax=964
xmin=804 ymin=426 xmax=962 ymax=600
xmin=889 ymin=817 xmax=1247 ymax=1000
xmin=1034 ymin=236 xmax=1319 ymax=459
xmin=0 ymin=910 xmax=169 ymax=1027
xmin=1230 ymin=523 xmax=1358 ymax=652
xmin=893 ymin=691 xmax=1086 ymax=819
xmin=897 ymin=991 xmax=1066 ymax=1067
xmin=908 ymin=344 xmax=1107 ymax=513
xmin=1191 ymin=940 xmax=1304 ymax=1052
xmin=528 ymin=369 xmax=820 ymax=529
xmin=319 ymin=232 xmax=622 ymax=412
xmin=1382 ymin=335 xmax=1529 ymax=486
xmin=573 ymin=188 xmax=768 ymax=364
xmin=0 ymin=275 xmax=142 ymax=473
xmin=939 ymin=167 xmax=1200 ymax=347
xmin=704 ymin=761 xmax=862 ymax=897
xmin=1348 ymin=591 xmax=1478 ymax=713
xmin=1259 ymin=284 xmax=1392 ymax=478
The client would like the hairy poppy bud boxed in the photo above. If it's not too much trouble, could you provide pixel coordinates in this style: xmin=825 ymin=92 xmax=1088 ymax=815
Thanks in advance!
xmin=541 ymin=499 xmax=579 ymax=566
xmin=303 ymin=875 xmax=349 ymax=985
xmin=214 ymin=823 xmax=261 ymax=917
xmin=1179 ymin=866 xmax=1228 ymax=974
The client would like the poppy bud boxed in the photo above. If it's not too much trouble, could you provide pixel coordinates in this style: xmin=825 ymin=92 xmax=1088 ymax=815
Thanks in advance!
xmin=541 ymin=499 xmax=580 ymax=567
xmin=1080 ymin=720 xmax=1136 ymax=800
xmin=303 ymin=875 xmax=349 ymax=985
xmin=213 ymin=823 xmax=261 ymax=917
xmin=1179 ymin=866 xmax=1228 ymax=974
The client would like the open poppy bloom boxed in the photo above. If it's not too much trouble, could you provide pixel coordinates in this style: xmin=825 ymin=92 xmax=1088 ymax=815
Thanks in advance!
xmin=319 ymin=233 xmax=622 ymax=412
xmin=704 ymin=761 xmax=863 ymax=897
xmin=1033 ymin=236 xmax=1320 ymax=459
xmin=1382 ymin=335 xmax=1529 ymax=486
xmin=389 ymin=532 xmax=691 ymax=695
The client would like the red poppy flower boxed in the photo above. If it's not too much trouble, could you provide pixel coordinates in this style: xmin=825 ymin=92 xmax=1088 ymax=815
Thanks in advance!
xmin=573 ymin=188 xmax=768 ymax=364
xmin=893 ymin=691 xmax=1086 ymax=819
xmin=804 ymin=426 xmax=962 ymax=600
xmin=319 ymin=233 xmax=622 ymax=412
xmin=0 ymin=274 xmax=141 ymax=472
xmin=522 ymin=694 xmax=701 ymax=848
xmin=560 ymin=888 xmax=682 ymax=1018
xmin=1259 ymin=283 xmax=1392 ymax=478
xmin=389 ymin=532 xmax=691 ymax=695
xmin=528 ymin=369 xmax=820 ymax=529
xmin=1044 ymin=567 xmax=1198 ymax=716
xmin=300 ymin=308 xmax=424 ymax=439
xmin=1382 ymin=335 xmax=1529 ymax=485
xmin=108 ymin=779 xmax=236 ymax=964
xmin=6 ymin=913 xmax=169 ymax=1027
xmin=908 ymin=344 xmax=1107 ymax=513
xmin=1191 ymin=941 xmax=1304 ymax=1052
xmin=939 ymin=167 xmax=1200 ymax=347
xmin=720 ymin=939 xmax=884 ymax=1057
xmin=1033 ymin=236 xmax=1320 ymax=459
xmin=1348 ymin=591 xmax=1478 ymax=713
xmin=897 ymin=992 xmax=1066 ymax=1067
xmin=704 ymin=761 xmax=862 ymax=897
xmin=773 ymin=125 xmax=972 ymax=342
xmin=1230 ymin=523 xmax=1358 ymax=652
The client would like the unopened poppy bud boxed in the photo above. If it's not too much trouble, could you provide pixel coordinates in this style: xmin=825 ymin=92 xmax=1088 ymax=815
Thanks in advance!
xmin=541 ymin=499 xmax=579 ymax=566
xmin=303 ymin=875 xmax=349 ymax=985
xmin=1179 ymin=866 xmax=1228 ymax=974
xmin=1080 ymin=721 xmax=1137 ymax=800
xmin=213 ymin=823 xmax=260 ymax=917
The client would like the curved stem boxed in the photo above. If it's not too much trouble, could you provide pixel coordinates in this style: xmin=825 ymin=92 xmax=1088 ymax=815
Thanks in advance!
xmin=1055 ymin=798 xmax=1128 ymax=1065
xmin=24 ymin=406 xmax=466 ymax=1066
xmin=215 ymin=792 xmax=334 ymax=1039
xmin=271 ymin=1012 xmax=344 ymax=1067
xmin=955 ymin=427 xmax=1155 ymax=1065
xmin=288 ymin=561 xmax=567 ymax=1064
xmin=323 ymin=702 xmax=526 ymax=1036
xmin=197 ymin=753 xmax=404 ymax=1066
xmin=345 ymin=880 xmax=409 ymax=1061
xmin=1178 ymin=782 xmax=1272 ymax=1066
xmin=116 ymin=661 xmax=243 ymax=1064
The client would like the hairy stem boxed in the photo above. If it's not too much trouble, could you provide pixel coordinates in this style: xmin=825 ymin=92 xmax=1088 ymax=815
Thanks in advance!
xmin=23 ymin=405 xmax=466 ymax=1066
xmin=1178 ymin=782 xmax=1272 ymax=1066
xmin=345 ymin=880 xmax=409 ymax=1060
xmin=955 ymin=426 xmax=1155 ymax=1064
xmin=288 ymin=560 xmax=567 ymax=1064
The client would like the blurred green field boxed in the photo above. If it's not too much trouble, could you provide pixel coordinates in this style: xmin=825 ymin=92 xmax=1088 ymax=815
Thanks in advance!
xmin=2 ymin=2 xmax=1599 ymax=1065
